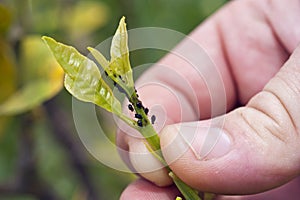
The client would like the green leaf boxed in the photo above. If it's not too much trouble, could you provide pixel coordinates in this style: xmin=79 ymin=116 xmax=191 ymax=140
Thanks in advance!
xmin=87 ymin=47 xmax=110 ymax=72
xmin=87 ymin=47 xmax=134 ymax=97
xmin=87 ymin=17 xmax=136 ymax=97
xmin=42 ymin=36 xmax=122 ymax=114
xmin=109 ymin=17 xmax=134 ymax=88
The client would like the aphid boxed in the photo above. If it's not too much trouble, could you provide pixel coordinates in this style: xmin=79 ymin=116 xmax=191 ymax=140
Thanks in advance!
xmin=135 ymin=113 xmax=142 ymax=119
xmin=118 ymin=75 xmax=124 ymax=82
xmin=128 ymin=104 xmax=134 ymax=112
xmin=151 ymin=115 xmax=156 ymax=124
xmin=136 ymin=101 xmax=143 ymax=109
xmin=144 ymin=107 xmax=149 ymax=115
xmin=137 ymin=119 xmax=143 ymax=127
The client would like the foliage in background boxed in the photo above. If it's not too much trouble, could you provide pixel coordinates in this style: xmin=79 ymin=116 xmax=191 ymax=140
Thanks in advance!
xmin=0 ymin=0 xmax=227 ymax=199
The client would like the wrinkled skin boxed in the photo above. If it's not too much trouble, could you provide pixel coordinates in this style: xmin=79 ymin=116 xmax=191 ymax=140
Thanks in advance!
xmin=117 ymin=0 xmax=300 ymax=199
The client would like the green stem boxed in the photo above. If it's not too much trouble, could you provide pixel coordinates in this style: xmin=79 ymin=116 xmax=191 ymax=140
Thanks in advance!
xmin=118 ymin=83 xmax=205 ymax=200
xmin=117 ymin=112 xmax=136 ymax=128
xmin=169 ymin=172 xmax=202 ymax=200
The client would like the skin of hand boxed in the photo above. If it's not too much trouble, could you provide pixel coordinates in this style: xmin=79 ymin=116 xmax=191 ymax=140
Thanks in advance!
xmin=117 ymin=0 xmax=300 ymax=199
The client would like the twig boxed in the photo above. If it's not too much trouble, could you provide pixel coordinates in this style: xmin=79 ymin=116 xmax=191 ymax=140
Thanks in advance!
xmin=44 ymin=98 xmax=102 ymax=200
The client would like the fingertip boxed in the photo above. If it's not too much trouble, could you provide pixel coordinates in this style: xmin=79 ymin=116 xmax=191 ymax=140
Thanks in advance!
xmin=120 ymin=179 xmax=180 ymax=200
xmin=161 ymin=115 xmax=296 ymax=194
xmin=161 ymin=122 xmax=231 ymax=166
xmin=128 ymin=139 xmax=173 ymax=186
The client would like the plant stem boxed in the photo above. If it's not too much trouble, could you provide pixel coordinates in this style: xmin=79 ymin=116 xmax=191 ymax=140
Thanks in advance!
xmin=111 ymin=76 xmax=205 ymax=200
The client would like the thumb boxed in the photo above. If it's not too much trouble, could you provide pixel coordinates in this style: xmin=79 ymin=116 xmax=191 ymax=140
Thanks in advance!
xmin=160 ymin=45 xmax=300 ymax=195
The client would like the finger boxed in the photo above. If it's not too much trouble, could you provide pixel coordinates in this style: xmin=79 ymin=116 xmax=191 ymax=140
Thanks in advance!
xmin=120 ymin=176 xmax=300 ymax=200
xmin=120 ymin=179 xmax=180 ymax=200
xmin=266 ymin=0 xmax=300 ymax=52
xmin=117 ymin=0 xmax=300 ymax=146
xmin=160 ymin=45 xmax=300 ymax=194
xmin=217 ymin=176 xmax=300 ymax=200
xmin=134 ymin=0 xmax=300 ymax=118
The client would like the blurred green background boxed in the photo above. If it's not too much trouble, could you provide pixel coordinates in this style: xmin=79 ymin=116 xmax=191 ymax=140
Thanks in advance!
xmin=0 ymin=0 xmax=228 ymax=199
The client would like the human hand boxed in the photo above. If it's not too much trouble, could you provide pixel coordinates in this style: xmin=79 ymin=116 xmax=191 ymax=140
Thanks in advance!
xmin=117 ymin=0 xmax=300 ymax=199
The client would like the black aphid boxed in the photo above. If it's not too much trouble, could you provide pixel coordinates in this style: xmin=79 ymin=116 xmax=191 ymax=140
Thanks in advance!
xmin=151 ymin=115 xmax=156 ymax=124
xmin=144 ymin=108 xmax=149 ymax=115
xmin=137 ymin=119 xmax=143 ymax=127
xmin=128 ymin=104 xmax=134 ymax=112
xmin=136 ymin=101 xmax=143 ymax=109
xmin=119 ymin=75 xmax=126 ymax=83
xmin=135 ymin=113 xmax=142 ymax=119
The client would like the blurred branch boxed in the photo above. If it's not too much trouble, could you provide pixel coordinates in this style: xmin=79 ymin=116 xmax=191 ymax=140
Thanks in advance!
xmin=0 ymin=114 xmax=60 ymax=200
xmin=44 ymin=98 xmax=102 ymax=200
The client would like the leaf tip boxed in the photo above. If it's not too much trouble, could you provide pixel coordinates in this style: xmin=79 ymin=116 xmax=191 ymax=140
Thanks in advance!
xmin=41 ymin=36 xmax=58 ymax=52
xmin=119 ymin=16 xmax=127 ymax=29
xmin=87 ymin=46 xmax=95 ymax=53
xmin=42 ymin=36 xmax=54 ymax=44
xmin=120 ymin=16 xmax=126 ymax=22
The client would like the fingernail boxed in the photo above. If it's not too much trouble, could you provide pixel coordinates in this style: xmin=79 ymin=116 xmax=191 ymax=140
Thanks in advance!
xmin=161 ymin=123 xmax=231 ymax=163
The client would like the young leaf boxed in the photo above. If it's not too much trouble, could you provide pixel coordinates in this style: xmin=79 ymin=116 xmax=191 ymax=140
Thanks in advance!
xmin=42 ymin=36 xmax=122 ymax=114
xmin=109 ymin=16 xmax=134 ymax=88
xmin=87 ymin=47 xmax=109 ymax=71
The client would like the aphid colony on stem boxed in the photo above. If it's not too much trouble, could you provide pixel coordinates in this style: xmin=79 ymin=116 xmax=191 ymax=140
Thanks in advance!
xmin=109 ymin=70 xmax=156 ymax=128
xmin=127 ymin=100 xmax=156 ymax=127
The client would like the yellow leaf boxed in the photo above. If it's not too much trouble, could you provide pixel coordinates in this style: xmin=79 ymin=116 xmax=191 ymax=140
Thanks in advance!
xmin=20 ymin=35 xmax=64 ymax=84
xmin=63 ymin=1 xmax=109 ymax=38
xmin=0 ymin=80 xmax=61 ymax=116
xmin=0 ymin=35 xmax=64 ymax=116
